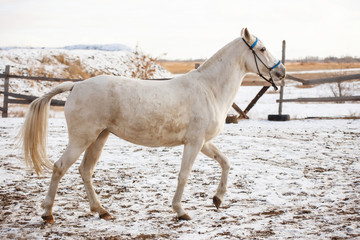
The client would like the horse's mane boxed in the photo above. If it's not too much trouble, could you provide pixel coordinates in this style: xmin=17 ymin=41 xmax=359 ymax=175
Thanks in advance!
xmin=198 ymin=38 xmax=241 ymax=71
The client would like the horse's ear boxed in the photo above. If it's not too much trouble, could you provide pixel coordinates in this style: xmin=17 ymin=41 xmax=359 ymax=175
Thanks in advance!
xmin=243 ymin=28 xmax=251 ymax=41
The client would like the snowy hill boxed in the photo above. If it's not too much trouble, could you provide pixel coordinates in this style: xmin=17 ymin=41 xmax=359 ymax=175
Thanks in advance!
xmin=63 ymin=43 xmax=132 ymax=52
xmin=0 ymin=43 xmax=132 ymax=52
xmin=0 ymin=46 xmax=171 ymax=102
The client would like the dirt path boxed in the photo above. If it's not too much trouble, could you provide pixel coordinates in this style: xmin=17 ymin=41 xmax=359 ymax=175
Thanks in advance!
xmin=1 ymin=118 xmax=359 ymax=239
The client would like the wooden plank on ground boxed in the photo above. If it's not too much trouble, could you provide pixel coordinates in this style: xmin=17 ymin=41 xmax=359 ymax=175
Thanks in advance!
xmin=232 ymin=103 xmax=248 ymax=119
xmin=244 ymin=86 xmax=270 ymax=114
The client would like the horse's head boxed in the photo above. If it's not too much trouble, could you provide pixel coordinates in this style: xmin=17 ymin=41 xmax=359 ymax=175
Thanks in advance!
xmin=241 ymin=28 xmax=286 ymax=89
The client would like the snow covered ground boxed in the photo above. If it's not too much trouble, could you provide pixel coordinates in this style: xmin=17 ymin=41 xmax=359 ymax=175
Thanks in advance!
xmin=1 ymin=117 xmax=359 ymax=239
xmin=1 ymin=48 xmax=360 ymax=239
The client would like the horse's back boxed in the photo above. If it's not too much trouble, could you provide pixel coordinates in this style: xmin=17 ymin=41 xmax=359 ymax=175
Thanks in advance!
xmin=64 ymin=75 xmax=196 ymax=147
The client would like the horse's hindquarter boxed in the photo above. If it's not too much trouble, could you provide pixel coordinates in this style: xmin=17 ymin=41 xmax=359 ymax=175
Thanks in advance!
xmin=66 ymin=76 xmax=202 ymax=147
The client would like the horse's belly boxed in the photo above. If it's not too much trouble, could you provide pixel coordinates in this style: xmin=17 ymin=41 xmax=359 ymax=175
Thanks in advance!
xmin=107 ymin=119 xmax=188 ymax=147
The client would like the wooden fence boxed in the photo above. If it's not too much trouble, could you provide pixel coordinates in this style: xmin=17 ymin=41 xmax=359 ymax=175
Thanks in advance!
xmin=281 ymin=73 xmax=360 ymax=103
xmin=2 ymin=39 xmax=359 ymax=119
xmin=0 ymin=65 xmax=82 ymax=117
xmin=0 ymin=64 xmax=278 ymax=119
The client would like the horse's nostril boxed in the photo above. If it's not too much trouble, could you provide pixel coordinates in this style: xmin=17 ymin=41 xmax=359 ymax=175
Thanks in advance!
xmin=275 ymin=72 xmax=282 ymax=78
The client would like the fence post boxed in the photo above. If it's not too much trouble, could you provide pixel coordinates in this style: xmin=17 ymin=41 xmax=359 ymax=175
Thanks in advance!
xmin=2 ymin=65 xmax=10 ymax=118
xmin=278 ymin=40 xmax=286 ymax=115
xmin=268 ymin=40 xmax=290 ymax=121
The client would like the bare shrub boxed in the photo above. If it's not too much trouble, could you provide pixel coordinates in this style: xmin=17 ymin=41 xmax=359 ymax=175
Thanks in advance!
xmin=10 ymin=110 xmax=25 ymax=117
xmin=54 ymin=53 xmax=69 ymax=65
xmin=127 ymin=46 xmax=159 ymax=79
xmin=40 ymin=55 xmax=55 ymax=65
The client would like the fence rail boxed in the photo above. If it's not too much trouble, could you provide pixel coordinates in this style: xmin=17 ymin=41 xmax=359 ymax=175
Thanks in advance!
xmin=0 ymin=91 xmax=66 ymax=106
xmin=286 ymin=73 xmax=360 ymax=85
xmin=277 ymin=96 xmax=360 ymax=103
xmin=0 ymin=65 xmax=82 ymax=117
xmin=0 ymin=74 xmax=82 ymax=83
xmin=0 ymin=62 xmax=279 ymax=118
xmin=280 ymin=74 xmax=360 ymax=104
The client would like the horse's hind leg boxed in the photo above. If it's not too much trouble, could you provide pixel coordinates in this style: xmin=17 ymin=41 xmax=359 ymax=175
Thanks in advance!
xmin=201 ymin=141 xmax=230 ymax=209
xmin=41 ymin=141 xmax=88 ymax=223
xmin=78 ymin=130 xmax=113 ymax=220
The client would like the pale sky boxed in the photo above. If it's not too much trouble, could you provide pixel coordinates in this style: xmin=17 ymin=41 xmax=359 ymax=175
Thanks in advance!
xmin=0 ymin=0 xmax=359 ymax=60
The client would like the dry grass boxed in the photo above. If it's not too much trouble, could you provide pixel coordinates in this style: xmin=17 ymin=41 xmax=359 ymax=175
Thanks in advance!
xmin=128 ymin=47 xmax=164 ymax=79
xmin=7 ymin=105 xmax=65 ymax=118
xmin=158 ymin=61 xmax=360 ymax=75
xmin=157 ymin=61 xmax=204 ymax=74
xmin=294 ymin=84 xmax=315 ymax=89
xmin=285 ymin=62 xmax=360 ymax=71
xmin=9 ymin=110 xmax=25 ymax=118
xmin=32 ymin=53 xmax=103 ymax=79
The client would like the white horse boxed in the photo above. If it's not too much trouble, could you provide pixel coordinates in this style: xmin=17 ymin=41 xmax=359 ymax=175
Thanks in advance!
xmin=19 ymin=28 xmax=285 ymax=223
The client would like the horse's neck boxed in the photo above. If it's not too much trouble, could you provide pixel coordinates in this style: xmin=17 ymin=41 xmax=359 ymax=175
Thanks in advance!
xmin=197 ymin=38 xmax=248 ymax=114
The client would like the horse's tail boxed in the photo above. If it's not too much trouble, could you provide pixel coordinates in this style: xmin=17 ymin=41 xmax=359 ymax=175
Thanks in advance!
xmin=18 ymin=82 xmax=75 ymax=176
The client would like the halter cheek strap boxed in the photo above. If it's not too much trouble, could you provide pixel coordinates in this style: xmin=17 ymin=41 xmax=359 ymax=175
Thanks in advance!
xmin=242 ymin=37 xmax=280 ymax=90
xmin=248 ymin=38 xmax=281 ymax=70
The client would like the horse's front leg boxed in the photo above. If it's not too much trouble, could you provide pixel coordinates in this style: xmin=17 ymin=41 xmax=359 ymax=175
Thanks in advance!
xmin=201 ymin=141 xmax=230 ymax=209
xmin=172 ymin=140 xmax=204 ymax=220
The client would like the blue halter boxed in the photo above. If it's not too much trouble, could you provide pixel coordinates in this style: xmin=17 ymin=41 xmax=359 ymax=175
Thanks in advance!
xmin=250 ymin=38 xmax=258 ymax=48
xmin=271 ymin=60 xmax=281 ymax=70
xmin=249 ymin=38 xmax=281 ymax=70
xmin=242 ymin=37 xmax=281 ymax=90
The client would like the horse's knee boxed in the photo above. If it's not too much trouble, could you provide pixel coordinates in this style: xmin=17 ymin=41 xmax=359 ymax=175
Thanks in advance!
xmin=53 ymin=161 xmax=66 ymax=177
xmin=223 ymin=160 xmax=230 ymax=172
xmin=78 ymin=165 xmax=92 ymax=182
xmin=177 ymin=173 xmax=189 ymax=185
xmin=216 ymin=155 xmax=230 ymax=172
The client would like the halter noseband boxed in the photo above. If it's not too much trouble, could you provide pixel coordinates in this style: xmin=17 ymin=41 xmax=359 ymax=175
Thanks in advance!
xmin=242 ymin=37 xmax=280 ymax=90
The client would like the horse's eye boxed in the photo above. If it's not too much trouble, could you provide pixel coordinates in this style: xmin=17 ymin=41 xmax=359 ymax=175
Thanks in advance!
xmin=260 ymin=47 xmax=266 ymax=52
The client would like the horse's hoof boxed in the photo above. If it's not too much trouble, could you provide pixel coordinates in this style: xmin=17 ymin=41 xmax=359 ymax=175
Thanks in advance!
xmin=99 ymin=212 xmax=114 ymax=220
xmin=178 ymin=214 xmax=191 ymax=221
xmin=213 ymin=196 xmax=222 ymax=209
xmin=41 ymin=215 xmax=55 ymax=224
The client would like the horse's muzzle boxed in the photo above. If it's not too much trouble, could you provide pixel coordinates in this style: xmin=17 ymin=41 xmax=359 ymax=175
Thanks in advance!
xmin=275 ymin=71 xmax=286 ymax=80
xmin=273 ymin=64 xmax=286 ymax=80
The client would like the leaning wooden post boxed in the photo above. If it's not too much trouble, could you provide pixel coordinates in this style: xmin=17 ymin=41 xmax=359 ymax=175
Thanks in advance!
xmin=2 ymin=65 xmax=10 ymax=118
xmin=278 ymin=40 xmax=286 ymax=115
